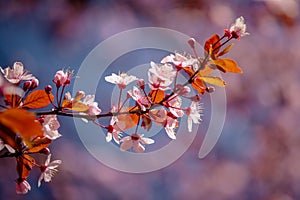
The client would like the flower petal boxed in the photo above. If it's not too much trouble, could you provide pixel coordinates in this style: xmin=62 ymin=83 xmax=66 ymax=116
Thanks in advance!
xmin=140 ymin=137 xmax=155 ymax=145
xmin=134 ymin=142 xmax=145 ymax=153
xmin=120 ymin=140 xmax=133 ymax=151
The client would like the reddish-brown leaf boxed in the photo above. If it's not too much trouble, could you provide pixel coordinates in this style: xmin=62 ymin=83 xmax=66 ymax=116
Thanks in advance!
xmin=212 ymin=58 xmax=243 ymax=73
xmin=191 ymin=78 xmax=207 ymax=94
xmin=204 ymin=34 xmax=221 ymax=55
xmin=23 ymin=90 xmax=54 ymax=109
xmin=27 ymin=137 xmax=52 ymax=153
xmin=149 ymin=109 xmax=167 ymax=126
xmin=0 ymin=122 xmax=17 ymax=149
xmin=217 ymin=43 xmax=234 ymax=57
xmin=16 ymin=154 xmax=35 ymax=179
xmin=0 ymin=109 xmax=43 ymax=147
xmin=4 ymin=94 xmax=21 ymax=108
xmin=199 ymin=65 xmax=214 ymax=76
xmin=149 ymin=89 xmax=165 ymax=104
xmin=141 ymin=114 xmax=152 ymax=131
xmin=199 ymin=76 xmax=226 ymax=87
xmin=62 ymin=100 xmax=89 ymax=112
xmin=183 ymin=66 xmax=194 ymax=77
xmin=115 ymin=107 xmax=139 ymax=131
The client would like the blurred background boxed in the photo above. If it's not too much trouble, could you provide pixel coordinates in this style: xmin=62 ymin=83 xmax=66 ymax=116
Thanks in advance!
xmin=0 ymin=0 xmax=300 ymax=199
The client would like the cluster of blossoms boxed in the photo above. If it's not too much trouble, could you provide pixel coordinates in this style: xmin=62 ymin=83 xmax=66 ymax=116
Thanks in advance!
xmin=0 ymin=16 xmax=248 ymax=194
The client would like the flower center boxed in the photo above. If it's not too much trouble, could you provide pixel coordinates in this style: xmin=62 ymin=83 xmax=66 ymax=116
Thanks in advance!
xmin=131 ymin=134 xmax=140 ymax=141
xmin=40 ymin=165 xmax=47 ymax=172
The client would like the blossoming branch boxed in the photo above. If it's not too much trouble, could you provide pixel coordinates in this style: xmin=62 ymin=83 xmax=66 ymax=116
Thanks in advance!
xmin=0 ymin=16 xmax=249 ymax=194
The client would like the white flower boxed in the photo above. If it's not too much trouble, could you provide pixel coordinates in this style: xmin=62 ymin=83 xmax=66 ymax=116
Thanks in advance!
xmin=0 ymin=74 xmax=24 ymax=96
xmin=185 ymin=102 xmax=203 ymax=132
xmin=82 ymin=95 xmax=102 ymax=115
xmin=0 ymin=138 xmax=16 ymax=153
xmin=167 ymin=96 xmax=184 ymax=118
xmin=148 ymin=72 xmax=173 ymax=91
xmin=164 ymin=116 xmax=178 ymax=140
xmin=0 ymin=138 xmax=4 ymax=151
xmin=120 ymin=133 xmax=154 ymax=153
xmin=38 ymin=154 xmax=62 ymax=187
xmin=161 ymin=53 xmax=199 ymax=70
xmin=175 ymin=84 xmax=191 ymax=96
xmin=127 ymin=86 xmax=151 ymax=111
xmin=106 ymin=125 xmax=121 ymax=144
xmin=0 ymin=62 xmax=34 ymax=84
xmin=228 ymin=16 xmax=249 ymax=39
xmin=16 ymin=179 xmax=31 ymax=194
xmin=105 ymin=72 xmax=137 ymax=89
xmin=42 ymin=115 xmax=62 ymax=140
xmin=148 ymin=62 xmax=176 ymax=91
xmin=148 ymin=61 xmax=176 ymax=81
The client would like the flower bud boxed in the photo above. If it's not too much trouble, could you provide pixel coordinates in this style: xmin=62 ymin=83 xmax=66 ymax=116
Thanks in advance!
xmin=37 ymin=116 xmax=45 ymax=124
xmin=23 ymin=81 xmax=31 ymax=91
xmin=53 ymin=70 xmax=68 ymax=87
xmin=15 ymin=135 xmax=23 ymax=145
xmin=188 ymin=38 xmax=196 ymax=49
xmin=75 ymin=91 xmax=85 ymax=100
xmin=39 ymin=147 xmax=50 ymax=155
xmin=207 ymin=86 xmax=215 ymax=93
xmin=45 ymin=85 xmax=52 ymax=94
xmin=137 ymin=79 xmax=145 ymax=90
xmin=29 ymin=78 xmax=39 ymax=90
xmin=190 ymin=95 xmax=200 ymax=102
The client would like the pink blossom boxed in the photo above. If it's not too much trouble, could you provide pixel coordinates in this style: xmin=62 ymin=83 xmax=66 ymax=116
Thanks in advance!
xmin=185 ymin=102 xmax=203 ymax=132
xmin=127 ymin=86 xmax=151 ymax=111
xmin=53 ymin=70 xmax=72 ymax=87
xmin=120 ymin=133 xmax=154 ymax=153
xmin=161 ymin=53 xmax=199 ymax=71
xmin=149 ymin=61 xmax=176 ymax=81
xmin=106 ymin=125 xmax=121 ymax=144
xmin=148 ymin=61 xmax=177 ymax=90
xmin=225 ymin=16 xmax=249 ymax=40
xmin=16 ymin=179 xmax=31 ymax=194
xmin=23 ymin=78 xmax=39 ymax=91
xmin=164 ymin=115 xmax=178 ymax=140
xmin=166 ymin=96 xmax=184 ymax=118
xmin=42 ymin=115 xmax=62 ymax=140
xmin=105 ymin=72 xmax=137 ymax=89
xmin=64 ymin=91 xmax=101 ymax=120
xmin=0 ymin=74 xmax=24 ymax=96
xmin=161 ymin=53 xmax=186 ymax=67
xmin=105 ymin=105 xmax=121 ymax=143
xmin=175 ymin=84 xmax=191 ymax=96
xmin=82 ymin=95 xmax=102 ymax=115
xmin=38 ymin=154 xmax=62 ymax=187
xmin=148 ymin=72 xmax=173 ymax=91
xmin=0 ymin=62 xmax=34 ymax=84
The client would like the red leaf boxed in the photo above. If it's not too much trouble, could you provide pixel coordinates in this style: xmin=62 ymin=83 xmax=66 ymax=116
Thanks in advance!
xmin=27 ymin=137 xmax=52 ymax=153
xmin=115 ymin=107 xmax=139 ymax=131
xmin=0 ymin=121 xmax=17 ymax=149
xmin=204 ymin=34 xmax=221 ymax=55
xmin=149 ymin=89 xmax=165 ymax=104
xmin=217 ymin=43 xmax=234 ymax=57
xmin=23 ymin=90 xmax=54 ymax=109
xmin=16 ymin=154 xmax=35 ymax=179
xmin=191 ymin=78 xmax=207 ymax=95
xmin=4 ymin=94 xmax=21 ymax=108
xmin=0 ymin=109 xmax=43 ymax=147
xmin=212 ymin=58 xmax=243 ymax=73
